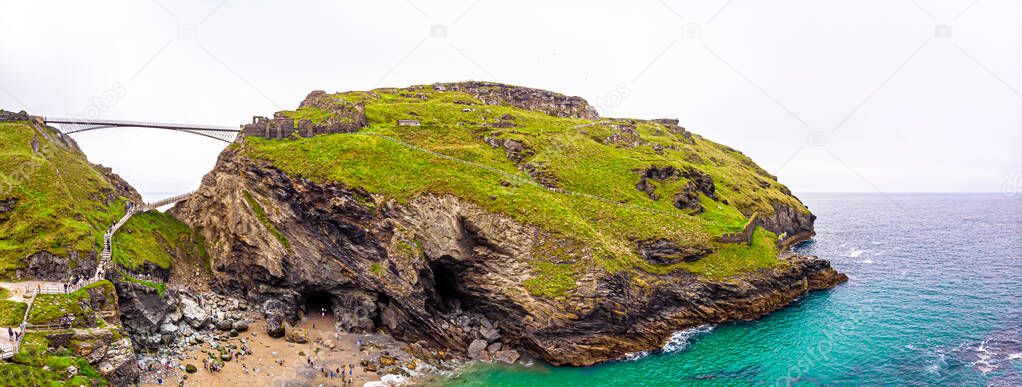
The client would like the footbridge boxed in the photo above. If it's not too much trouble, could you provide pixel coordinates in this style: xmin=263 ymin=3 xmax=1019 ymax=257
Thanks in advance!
xmin=43 ymin=117 xmax=242 ymax=143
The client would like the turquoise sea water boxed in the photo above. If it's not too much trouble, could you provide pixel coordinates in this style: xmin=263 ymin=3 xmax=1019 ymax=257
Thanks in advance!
xmin=447 ymin=194 xmax=1022 ymax=386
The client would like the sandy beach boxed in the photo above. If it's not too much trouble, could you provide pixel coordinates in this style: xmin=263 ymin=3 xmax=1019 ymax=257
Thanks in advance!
xmin=139 ymin=314 xmax=402 ymax=386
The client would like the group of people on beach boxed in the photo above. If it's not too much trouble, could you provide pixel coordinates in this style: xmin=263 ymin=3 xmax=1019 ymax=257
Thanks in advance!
xmin=307 ymin=356 xmax=358 ymax=385
xmin=201 ymin=358 xmax=224 ymax=373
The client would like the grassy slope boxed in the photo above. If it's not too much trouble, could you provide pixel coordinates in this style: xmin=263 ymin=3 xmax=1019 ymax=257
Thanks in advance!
xmin=6 ymin=330 xmax=106 ymax=386
xmin=245 ymin=85 xmax=807 ymax=296
xmin=28 ymin=280 xmax=116 ymax=327
xmin=0 ymin=121 xmax=204 ymax=278
xmin=0 ymin=122 xmax=127 ymax=278
xmin=0 ymin=299 xmax=27 ymax=326
xmin=111 ymin=210 xmax=208 ymax=270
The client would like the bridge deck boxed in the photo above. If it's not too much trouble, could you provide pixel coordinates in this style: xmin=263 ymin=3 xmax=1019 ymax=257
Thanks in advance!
xmin=43 ymin=117 xmax=241 ymax=142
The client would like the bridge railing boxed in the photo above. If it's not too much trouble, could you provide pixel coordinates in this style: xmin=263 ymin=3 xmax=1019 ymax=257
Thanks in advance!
xmin=44 ymin=117 xmax=239 ymax=131
xmin=43 ymin=117 xmax=241 ymax=143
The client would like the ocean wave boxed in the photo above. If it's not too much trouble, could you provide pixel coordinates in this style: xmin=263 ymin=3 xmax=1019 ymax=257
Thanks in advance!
xmin=663 ymin=325 xmax=714 ymax=353
xmin=618 ymin=325 xmax=714 ymax=362
xmin=364 ymin=374 xmax=411 ymax=386
xmin=622 ymin=351 xmax=650 ymax=361
xmin=928 ymin=328 xmax=1022 ymax=376
xmin=847 ymin=249 xmax=866 ymax=258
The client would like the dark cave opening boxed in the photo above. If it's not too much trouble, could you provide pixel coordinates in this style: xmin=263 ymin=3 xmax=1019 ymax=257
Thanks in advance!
xmin=429 ymin=260 xmax=466 ymax=313
xmin=302 ymin=291 xmax=334 ymax=318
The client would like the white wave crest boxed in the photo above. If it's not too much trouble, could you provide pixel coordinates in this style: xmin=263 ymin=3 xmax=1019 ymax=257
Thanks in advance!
xmin=622 ymin=351 xmax=650 ymax=361
xmin=364 ymin=374 xmax=411 ymax=387
xmin=662 ymin=325 xmax=714 ymax=353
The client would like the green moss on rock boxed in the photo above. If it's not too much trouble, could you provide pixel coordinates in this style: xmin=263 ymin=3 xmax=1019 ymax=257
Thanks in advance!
xmin=243 ymin=190 xmax=291 ymax=249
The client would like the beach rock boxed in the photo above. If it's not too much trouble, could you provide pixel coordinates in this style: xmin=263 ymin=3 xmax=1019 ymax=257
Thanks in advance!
xmin=232 ymin=320 xmax=249 ymax=332
xmin=285 ymin=327 xmax=309 ymax=344
xmin=215 ymin=319 xmax=233 ymax=331
xmin=467 ymin=339 xmax=489 ymax=361
xmin=93 ymin=337 xmax=139 ymax=386
xmin=480 ymin=326 xmax=500 ymax=341
xmin=159 ymin=322 xmax=178 ymax=334
xmin=111 ymin=281 xmax=174 ymax=350
xmin=379 ymin=354 xmax=397 ymax=367
xmin=180 ymin=297 xmax=209 ymax=329
xmin=493 ymin=349 xmax=520 ymax=364
xmin=265 ymin=315 xmax=285 ymax=338
xmin=485 ymin=342 xmax=502 ymax=353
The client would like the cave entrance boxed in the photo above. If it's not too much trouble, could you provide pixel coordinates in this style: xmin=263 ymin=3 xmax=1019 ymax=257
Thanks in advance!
xmin=429 ymin=259 xmax=469 ymax=313
xmin=303 ymin=291 xmax=334 ymax=319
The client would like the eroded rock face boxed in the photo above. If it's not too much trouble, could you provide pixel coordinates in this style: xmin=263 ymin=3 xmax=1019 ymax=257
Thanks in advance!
xmin=170 ymin=148 xmax=847 ymax=366
xmin=0 ymin=109 xmax=30 ymax=122
xmin=434 ymin=81 xmax=599 ymax=120
xmin=114 ymin=281 xmax=173 ymax=349
xmin=45 ymin=313 xmax=139 ymax=385
xmin=761 ymin=201 xmax=817 ymax=246
xmin=635 ymin=166 xmax=717 ymax=213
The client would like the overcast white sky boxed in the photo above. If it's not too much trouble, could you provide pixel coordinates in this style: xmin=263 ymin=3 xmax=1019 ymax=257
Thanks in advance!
xmin=2 ymin=0 xmax=1020 ymax=199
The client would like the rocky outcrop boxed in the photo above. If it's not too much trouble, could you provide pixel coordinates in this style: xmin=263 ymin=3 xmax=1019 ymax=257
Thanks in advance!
xmin=638 ymin=239 xmax=711 ymax=264
xmin=52 ymin=330 xmax=139 ymax=385
xmin=0 ymin=109 xmax=30 ymax=122
xmin=650 ymin=118 xmax=694 ymax=144
xmin=114 ymin=279 xmax=251 ymax=353
xmin=242 ymin=90 xmax=367 ymax=139
xmin=434 ymin=81 xmax=599 ymax=120
xmin=635 ymin=165 xmax=717 ymax=213
xmin=95 ymin=165 xmax=142 ymax=204
xmin=16 ymin=249 xmax=98 ymax=282
xmin=759 ymin=201 xmax=816 ymax=249
xmin=170 ymin=148 xmax=847 ymax=366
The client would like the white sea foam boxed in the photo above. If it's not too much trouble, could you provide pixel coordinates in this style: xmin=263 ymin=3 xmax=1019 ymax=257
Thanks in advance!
xmin=858 ymin=259 xmax=874 ymax=264
xmin=662 ymin=325 xmax=714 ymax=353
xmin=617 ymin=325 xmax=714 ymax=362
xmin=622 ymin=351 xmax=650 ymax=361
xmin=847 ymin=249 xmax=866 ymax=258
xmin=364 ymin=374 xmax=411 ymax=386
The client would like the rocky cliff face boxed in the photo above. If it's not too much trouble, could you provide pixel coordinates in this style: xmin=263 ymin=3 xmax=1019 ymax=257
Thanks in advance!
xmin=433 ymin=81 xmax=599 ymax=120
xmin=172 ymin=146 xmax=846 ymax=366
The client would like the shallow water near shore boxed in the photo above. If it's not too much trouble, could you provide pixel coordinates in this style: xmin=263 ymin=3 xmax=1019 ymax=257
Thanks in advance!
xmin=447 ymin=193 xmax=1022 ymax=386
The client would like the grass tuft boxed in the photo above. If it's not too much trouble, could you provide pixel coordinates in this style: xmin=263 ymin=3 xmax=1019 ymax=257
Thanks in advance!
xmin=243 ymin=191 xmax=291 ymax=249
